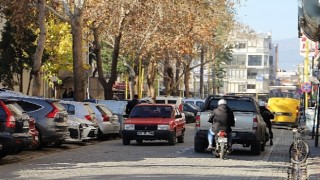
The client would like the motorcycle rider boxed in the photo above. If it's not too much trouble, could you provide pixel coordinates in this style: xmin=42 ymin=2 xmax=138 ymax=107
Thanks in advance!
xmin=207 ymin=99 xmax=235 ymax=152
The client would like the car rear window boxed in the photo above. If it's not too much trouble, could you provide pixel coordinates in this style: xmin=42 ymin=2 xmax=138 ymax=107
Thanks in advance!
xmin=16 ymin=100 xmax=42 ymax=112
xmin=208 ymin=99 xmax=256 ymax=112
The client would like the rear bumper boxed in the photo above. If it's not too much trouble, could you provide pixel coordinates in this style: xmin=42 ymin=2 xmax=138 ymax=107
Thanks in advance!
xmin=99 ymin=122 xmax=121 ymax=135
xmin=0 ymin=133 xmax=32 ymax=151
xmin=122 ymin=130 xmax=174 ymax=140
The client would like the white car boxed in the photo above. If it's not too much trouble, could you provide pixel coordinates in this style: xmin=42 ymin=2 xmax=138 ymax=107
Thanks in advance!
xmin=65 ymin=116 xmax=98 ymax=143
xmin=84 ymin=102 xmax=121 ymax=138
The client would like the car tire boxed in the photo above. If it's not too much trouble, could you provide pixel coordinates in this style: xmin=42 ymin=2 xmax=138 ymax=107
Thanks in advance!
xmin=194 ymin=137 xmax=205 ymax=153
xmin=123 ymin=137 xmax=130 ymax=145
xmin=168 ymin=132 xmax=176 ymax=146
xmin=177 ymin=132 xmax=184 ymax=143
xmin=0 ymin=148 xmax=8 ymax=159
xmin=251 ymin=141 xmax=262 ymax=155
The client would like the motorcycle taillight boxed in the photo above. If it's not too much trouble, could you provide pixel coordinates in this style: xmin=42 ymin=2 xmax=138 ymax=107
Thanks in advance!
xmin=217 ymin=130 xmax=226 ymax=137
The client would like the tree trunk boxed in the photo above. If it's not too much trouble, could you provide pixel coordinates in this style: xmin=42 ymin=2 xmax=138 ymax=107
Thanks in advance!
xmin=27 ymin=71 xmax=32 ymax=95
xmin=32 ymin=0 xmax=46 ymax=97
xmin=70 ymin=14 xmax=86 ymax=101
xmin=200 ymin=46 xmax=204 ymax=98
xmin=105 ymin=33 xmax=122 ymax=100
xmin=146 ymin=59 xmax=156 ymax=100
xmin=184 ymin=66 xmax=191 ymax=98
xmin=92 ymin=28 xmax=108 ymax=99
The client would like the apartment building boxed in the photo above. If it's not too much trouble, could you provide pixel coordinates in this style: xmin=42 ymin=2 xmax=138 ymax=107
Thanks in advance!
xmin=223 ymin=32 xmax=276 ymax=101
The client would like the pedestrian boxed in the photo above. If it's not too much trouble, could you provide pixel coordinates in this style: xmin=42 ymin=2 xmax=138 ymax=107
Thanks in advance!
xmin=207 ymin=99 xmax=235 ymax=152
xmin=125 ymin=94 xmax=139 ymax=115
xmin=67 ymin=88 xmax=74 ymax=98
xmin=62 ymin=88 xmax=68 ymax=98
xmin=259 ymin=101 xmax=274 ymax=145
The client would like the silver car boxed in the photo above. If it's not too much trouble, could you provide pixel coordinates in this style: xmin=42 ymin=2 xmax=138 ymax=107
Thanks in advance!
xmin=85 ymin=103 xmax=121 ymax=138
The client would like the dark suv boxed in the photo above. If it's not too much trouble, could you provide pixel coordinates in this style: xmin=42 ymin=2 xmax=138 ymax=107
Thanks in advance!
xmin=0 ymin=89 xmax=69 ymax=149
xmin=0 ymin=99 xmax=32 ymax=159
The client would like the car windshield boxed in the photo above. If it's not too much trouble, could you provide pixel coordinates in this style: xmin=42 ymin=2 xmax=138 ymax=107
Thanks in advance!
xmin=130 ymin=106 xmax=172 ymax=118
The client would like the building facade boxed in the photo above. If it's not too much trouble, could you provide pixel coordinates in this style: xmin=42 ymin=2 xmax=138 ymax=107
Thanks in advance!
xmin=223 ymin=32 xmax=276 ymax=101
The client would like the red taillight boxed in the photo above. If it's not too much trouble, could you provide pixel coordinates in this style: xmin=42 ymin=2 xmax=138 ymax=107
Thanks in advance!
xmin=102 ymin=114 xmax=110 ymax=122
xmin=252 ymin=116 xmax=258 ymax=132
xmin=85 ymin=115 xmax=92 ymax=121
xmin=46 ymin=103 xmax=59 ymax=118
xmin=195 ymin=113 xmax=200 ymax=128
xmin=0 ymin=101 xmax=15 ymax=128
xmin=217 ymin=130 xmax=226 ymax=137
xmin=29 ymin=117 xmax=36 ymax=129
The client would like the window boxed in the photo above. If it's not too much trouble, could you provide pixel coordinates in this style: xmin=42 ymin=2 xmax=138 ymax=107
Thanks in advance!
xmin=248 ymin=55 xmax=262 ymax=66
xmin=238 ymin=84 xmax=246 ymax=92
xmin=247 ymin=84 xmax=256 ymax=89
xmin=269 ymin=56 xmax=274 ymax=65
xmin=264 ymin=55 xmax=268 ymax=66
xmin=16 ymin=101 xmax=42 ymax=112
xmin=229 ymin=55 xmax=246 ymax=66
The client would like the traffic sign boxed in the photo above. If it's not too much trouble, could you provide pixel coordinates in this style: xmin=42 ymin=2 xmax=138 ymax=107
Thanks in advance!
xmin=301 ymin=82 xmax=312 ymax=93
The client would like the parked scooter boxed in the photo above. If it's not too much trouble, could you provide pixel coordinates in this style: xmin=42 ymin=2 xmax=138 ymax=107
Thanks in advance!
xmin=214 ymin=130 xmax=228 ymax=159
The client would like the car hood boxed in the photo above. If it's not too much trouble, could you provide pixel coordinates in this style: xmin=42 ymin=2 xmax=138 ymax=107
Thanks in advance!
xmin=125 ymin=117 xmax=173 ymax=124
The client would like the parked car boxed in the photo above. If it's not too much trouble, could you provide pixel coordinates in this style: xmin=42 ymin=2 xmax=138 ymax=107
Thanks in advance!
xmin=60 ymin=100 xmax=97 ymax=124
xmin=1 ymin=98 xmax=39 ymax=150
xmin=65 ymin=116 xmax=98 ymax=143
xmin=122 ymin=104 xmax=186 ymax=146
xmin=84 ymin=102 xmax=121 ymax=138
xmin=267 ymin=97 xmax=300 ymax=128
xmin=0 ymin=89 xmax=69 ymax=149
xmin=183 ymin=98 xmax=205 ymax=110
xmin=183 ymin=103 xmax=200 ymax=117
xmin=0 ymin=99 xmax=32 ymax=159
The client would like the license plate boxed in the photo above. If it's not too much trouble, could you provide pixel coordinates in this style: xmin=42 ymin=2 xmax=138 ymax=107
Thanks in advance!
xmin=137 ymin=131 xmax=154 ymax=136
xmin=218 ymin=137 xmax=228 ymax=143
xmin=94 ymin=130 xmax=98 ymax=135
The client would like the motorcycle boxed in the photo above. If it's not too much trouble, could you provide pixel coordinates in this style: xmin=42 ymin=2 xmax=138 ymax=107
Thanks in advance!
xmin=214 ymin=130 xmax=228 ymax=159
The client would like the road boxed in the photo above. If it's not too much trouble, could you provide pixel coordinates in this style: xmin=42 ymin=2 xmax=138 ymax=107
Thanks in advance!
xmin=0 ymin=123 xmax=295 ymax=180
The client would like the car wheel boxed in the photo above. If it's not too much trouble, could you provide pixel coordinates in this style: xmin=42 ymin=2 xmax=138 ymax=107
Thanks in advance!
xmin=47 ymin=141 xmax=63 ymax=148
xmin=194 ymin=138 xmax=205 ymax=153
xmin=136 ymin=140 xmax=143 ymax=144
xmin=0 ymin=148 xmax=8 ymax=159
xmin=177 ymin=132 xmax=184 ymax=143
xmin=123 ymin=137 xmax=130 ymax=145
xmin=168 ymin=131 xmax=176 ymax=146
xmin=251 ymin=141 xmax=262 ymax=155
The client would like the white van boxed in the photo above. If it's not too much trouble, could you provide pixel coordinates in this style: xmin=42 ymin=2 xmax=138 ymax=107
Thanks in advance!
xmin=140 ymin=96 xmax=183 ymax=111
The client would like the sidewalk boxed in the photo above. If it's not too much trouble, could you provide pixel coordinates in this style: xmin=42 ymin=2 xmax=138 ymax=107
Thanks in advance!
xmin=306 ymin=135 xmax=320 ymax=179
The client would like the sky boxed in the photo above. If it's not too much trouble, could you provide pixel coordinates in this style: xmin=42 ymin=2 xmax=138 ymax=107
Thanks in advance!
xmin=236 ymin=0 xmax=302 ymax=71
xmin=236 ymin=0 xmax=298 ymax=41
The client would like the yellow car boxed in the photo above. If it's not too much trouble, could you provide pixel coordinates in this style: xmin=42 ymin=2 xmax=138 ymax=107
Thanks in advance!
xmin=267 ymin=97 xmax=300 ymax=127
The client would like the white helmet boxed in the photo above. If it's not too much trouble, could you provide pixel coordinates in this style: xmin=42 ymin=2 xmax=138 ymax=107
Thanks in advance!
xmin=218 ymin=99 xmax=227 ymax=105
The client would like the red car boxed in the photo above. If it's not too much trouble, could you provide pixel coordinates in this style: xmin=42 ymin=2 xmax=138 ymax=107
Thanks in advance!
xmin=122 ymin=104 xmax=186 ymax=146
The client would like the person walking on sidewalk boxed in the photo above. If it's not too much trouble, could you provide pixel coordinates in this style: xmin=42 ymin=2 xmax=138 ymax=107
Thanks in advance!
xmin=259 ymin=101 xmax=274 ymax=145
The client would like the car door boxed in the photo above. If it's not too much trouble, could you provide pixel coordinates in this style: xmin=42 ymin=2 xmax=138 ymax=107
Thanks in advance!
xmin=174 ymin=107 xmax=185 ymax=136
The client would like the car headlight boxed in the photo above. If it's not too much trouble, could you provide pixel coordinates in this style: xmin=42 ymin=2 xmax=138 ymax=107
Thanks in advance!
xmin=124 ymin=124 xmax=135 ymax=130
xmin=158 ymin=125 xmax=170 ymax=130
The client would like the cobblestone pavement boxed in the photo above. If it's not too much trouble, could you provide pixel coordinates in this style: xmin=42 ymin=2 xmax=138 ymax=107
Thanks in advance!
xmin=0 ymin=124 xmax=311 ymax=180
